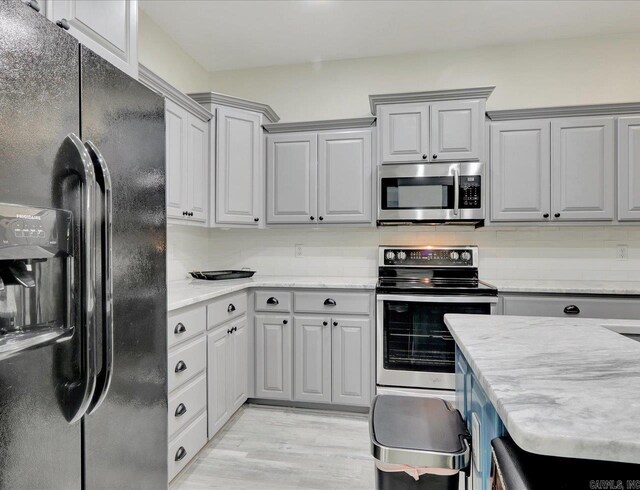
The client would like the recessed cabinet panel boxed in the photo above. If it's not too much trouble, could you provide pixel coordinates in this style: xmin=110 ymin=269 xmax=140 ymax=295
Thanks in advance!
xmin=332 ymin=317 xmax=370 ymax=406
xmin=318 ymin=131 xmax=372 ymax=223
xmin=207 ymin=326 xmax=230 ymax=437
xmin=255 ymin=315 xmax=292 ymax=400
xmin=379 ymin=103 xmax=429 ymax=163
xmin=430 ymin=100 xmax=481 ymax=161
xmin=266 ymin=133 xmax=317 ymax=223
xmin=186 ymin=115 xmax=208 ymax=222
xmin=293 ymin=316 xmax=331 ymax=403
xmin=551 ymin=117 xmax=614 ymax=221
xmin=618 ymin=117 xmax=640 ymax=220
xmin=230 ymin=319 xmax=248 ymax=413
xmin=165 ymin=100 xmax=186 ymax=219
xmin=490 ymin=120 xmax=551 ymax=221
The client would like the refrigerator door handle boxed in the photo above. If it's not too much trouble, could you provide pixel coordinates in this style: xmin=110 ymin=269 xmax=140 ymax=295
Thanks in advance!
xmin=57 ymin=133 xmax=99 ymax=424
xmin=84 ymin=141 xmax=114 ymax=415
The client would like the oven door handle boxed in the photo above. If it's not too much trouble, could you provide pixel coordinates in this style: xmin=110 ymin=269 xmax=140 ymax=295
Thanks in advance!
xmin=376 ymin=294 xmax=499 ymax=304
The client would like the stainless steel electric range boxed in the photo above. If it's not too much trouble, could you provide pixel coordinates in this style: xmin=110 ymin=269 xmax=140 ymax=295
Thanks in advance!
xmin=376 ymin=246 xmax=498 ymax=400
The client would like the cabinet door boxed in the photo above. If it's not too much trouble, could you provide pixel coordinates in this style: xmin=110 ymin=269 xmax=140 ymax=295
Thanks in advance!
xmin=266 ymin=133 xmax=317 ymax=223
xmin=293 ymin=316 xmax=331 ymax=403
xmin=216 ymin=107 xmax=261 ymax=225
xmin=47 ymin=0 xmax=138 ymax=78
xmin=551 ymin=117 xmax=615 ymax=221
xmin=331 ymin=317 xmax=370 ymax=406
xmin=318 ymin=130 xmax=372 ymax=223
xmin=255 ymin=315 xmax=292 ymax=400
xmin=207 ymin=326 xmax=230 ymax=438
xmin=230 ymin=319 xmax=248 ymax=413
xmin=185 ymin=114 xmax=209 ymax=223
xmin=430 ymin=100 xmax=481 ymax=161
xmin=490 ymin=120 xmax=551 ymax=222
xmin=378 ymin=103 xmax=429 ymax=163
xmin=618 ymin=116 xmax=640 ymax=220
xmin=165 ymin=99 xmax=187 ymax=219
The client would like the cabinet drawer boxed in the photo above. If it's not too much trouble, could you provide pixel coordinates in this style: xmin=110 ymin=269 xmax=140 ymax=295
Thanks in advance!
xmin=168 ymin=412 xmax=207 ymax=481
xmin=168 ymin=337 xmax=206 ymax=393
xmin=168 ymin=374 xmax=206 ymax=439
xmin=502 ymin=294 xmax=640 ymax=320
xmin=255 ymin=290 xmax=292 ymax=312
xmin=207 ymin=292 xmax=247 ymax=329
xmin=168 ymin=304 xmax=206 ymax=348
xmin=294 ymin=291 xmax=370 ymax=315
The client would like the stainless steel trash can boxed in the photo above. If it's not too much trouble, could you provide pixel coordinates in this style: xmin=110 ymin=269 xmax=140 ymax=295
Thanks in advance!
xmin=370 ymin=395 xmax=470 ymax=490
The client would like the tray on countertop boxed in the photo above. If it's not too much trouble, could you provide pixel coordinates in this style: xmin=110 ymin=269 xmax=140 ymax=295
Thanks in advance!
xmin=190 ymin=270 xmax=256 ymax=281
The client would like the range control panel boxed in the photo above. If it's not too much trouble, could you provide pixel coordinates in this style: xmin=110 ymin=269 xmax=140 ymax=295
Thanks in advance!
xmin=0 ymin=203 xmax=72 ymax=259
xmin=380 ymin=246 xmax=477 ymax=267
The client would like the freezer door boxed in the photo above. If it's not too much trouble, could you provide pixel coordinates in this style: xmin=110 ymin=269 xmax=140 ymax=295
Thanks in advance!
xmin=79 ymin=46 xmax=168 ymax=489
xmin=0 ymin=1 xmax=82 ymax=489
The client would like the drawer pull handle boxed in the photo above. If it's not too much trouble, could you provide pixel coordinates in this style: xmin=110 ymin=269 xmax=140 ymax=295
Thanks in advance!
xmin=175 ymin=403 xmax=187 ymax=417
xmin=266 ymin=297 xmax=279 ymax=305
xmin=175 ymin=446 xmax=187 ymax=462
xmin=324 ymin=298 xmax=336 ymax=306
xmin=227 ymin=303 xmax=236 ymax=313
xmin=174 ymin=322 xmax=186 ymax=334
xmin=174 ymin=360 xmax=187 ymax=373
xmin=563 ymin=305 xmax=580 ymax=315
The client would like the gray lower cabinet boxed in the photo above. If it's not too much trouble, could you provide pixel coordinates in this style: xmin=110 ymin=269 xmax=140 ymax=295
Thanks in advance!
xmin=618 ymin=116 xmax=640 ymax=220
xmin=551 ymin=117 xmax=615 ymax=221
xmin=254 ymin=314 xmax=293 ymax=400
xmin=501 ymin=294 xmax=640 ymax=320
xmin=293 ymin=316 xmax=332 ymax=403
xmin=490 ymin=119 xmax=551 ymax=222
xmin=331 ymin=316 xmax=371 ymax=406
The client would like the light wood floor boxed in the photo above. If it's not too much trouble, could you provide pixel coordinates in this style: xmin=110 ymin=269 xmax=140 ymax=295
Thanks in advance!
xmin=171 ymin=404 xmax=375 ymax=490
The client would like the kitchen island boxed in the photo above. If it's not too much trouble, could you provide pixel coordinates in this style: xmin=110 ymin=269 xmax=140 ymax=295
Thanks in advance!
xmin=444 ymin=314 xmax=640 ymax=489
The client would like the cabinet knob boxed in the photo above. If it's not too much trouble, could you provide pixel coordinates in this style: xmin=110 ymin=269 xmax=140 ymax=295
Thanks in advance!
xmin=422 ymin=154 xmax=428 ymax=160
xmin=175 ymin=403 xmax=187 ymax=417
xmin=318 ymin=216 xmax=324 ymax=221
xmin=323 ymin=321 xmax=328 ymax=326
xmin=174 ymin=360 xmax=187 ymax=373
xmin=564 ymin=305 xmax=580 ymax=315
xmin=310 ymin=216 xmax=315 ymax=220
xmin=189 ymin=212 xmax=194 ymax=216
xmin=283 ymin=319 xmax=288 ymax=325
xmin=543 ymin=213 xmax=549 ymax=219
xmin=254 ymin=217 xmax=259 ymax=222
xmin=227 ymin=328 xmax=232 ymax=334
xmin=27 ymin=0 xmax=41 ymax=13
xmin=324 ymin=298 xmax=336 ymax=306
xmin=182 ymin=211 xmax=187 ymax=216
xmin=554 ymin=213 xmax=561 ymax=218
xmin=56 ymin=18 xmax=70 ymax=30
xmin=232 ymin=326 xmax=237 ymax=333
xmin=174 ymin=322 xmax=186 ymax=334
xmin=266 ymin=297 xmax=279 ymax=305
xmin=333 ymin=321 xmax=338 ymax=327
xmin=227 ymin=303 xmax=236 ymax=313
xmin=432 ymin=154 xmax=438 ymax=160
xmin=175 ymin=446 xmax=187 ymax=462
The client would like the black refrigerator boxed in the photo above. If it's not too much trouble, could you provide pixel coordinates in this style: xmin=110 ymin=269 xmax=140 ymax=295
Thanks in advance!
xmin=0 ymin=1 xmax=168 ymax=488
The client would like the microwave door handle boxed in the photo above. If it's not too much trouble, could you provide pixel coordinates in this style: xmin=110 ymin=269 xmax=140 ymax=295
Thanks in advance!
xmin=453 ymin=167 xmax=460 ymax=216
xmin=84 ymin=141 xmax=114 ymax=415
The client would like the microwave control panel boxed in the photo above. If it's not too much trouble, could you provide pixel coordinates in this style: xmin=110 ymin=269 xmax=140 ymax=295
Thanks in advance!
xmin=459 ymin=176 xmax=481 ymax=208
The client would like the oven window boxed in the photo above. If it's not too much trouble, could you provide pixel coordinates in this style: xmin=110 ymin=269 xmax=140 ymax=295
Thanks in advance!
xmin=381 ymin=177 xmax=453 ymax=210
xmin=383 ymin=301 xmax=490 ymax=373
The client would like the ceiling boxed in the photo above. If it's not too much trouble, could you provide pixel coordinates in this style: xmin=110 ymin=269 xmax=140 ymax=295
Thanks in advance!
xmin=140 ymin=0 xmax=640 ymax=72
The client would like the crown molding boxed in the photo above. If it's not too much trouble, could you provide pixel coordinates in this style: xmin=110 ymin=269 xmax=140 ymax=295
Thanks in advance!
xmin=189 ymin=92 xmax=280 ymax=123
xmin=138 ymin=64 xmax=212 ymax=122
xmin=263 ymin=116 xmax=375 ymax=134
xmin=487 ymin=102 xmax=640 ymax=121
xmin=369 ymin=86 xmax=495 ymax=114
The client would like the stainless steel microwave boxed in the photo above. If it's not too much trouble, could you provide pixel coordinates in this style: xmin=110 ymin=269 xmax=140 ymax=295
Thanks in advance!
xmin=377 ymin=162 xmax=485 ymax=225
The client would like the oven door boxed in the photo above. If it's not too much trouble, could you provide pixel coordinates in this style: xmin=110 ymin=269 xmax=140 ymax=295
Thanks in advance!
xmin=376 ymin=294 xmax=498 ymax=390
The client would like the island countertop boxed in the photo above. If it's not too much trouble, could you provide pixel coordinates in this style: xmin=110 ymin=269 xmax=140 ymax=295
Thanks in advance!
xmin=444 ymin=314 xmax=640 ymax=464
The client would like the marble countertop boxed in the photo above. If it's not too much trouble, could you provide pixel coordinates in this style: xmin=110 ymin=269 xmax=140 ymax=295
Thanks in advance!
xmin=445 ymin=314 xmax=640 ymax=464
xmin=168 ymin=275 xmax=377 ymax=311
xmin=489 ymin=279 xmax=640 ymax=296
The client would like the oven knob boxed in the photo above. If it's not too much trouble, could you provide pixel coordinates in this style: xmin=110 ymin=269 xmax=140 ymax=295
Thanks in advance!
xmin=461 ymin=251 xmax=471 ymax=261
xmin=396 ymin=251 xmax=407 ymax=261
xmin=385 ymin=251 xmax=395 ymax=261
xmin=449 ymin=251 xmax=460 ymax=261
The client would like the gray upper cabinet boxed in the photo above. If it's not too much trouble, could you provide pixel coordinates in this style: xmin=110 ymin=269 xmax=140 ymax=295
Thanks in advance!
xmin=378 ymin=103 xmax=429 ymax=163
xmin=216 ymin=106 xmax=262 ymax=225
xmin=331 ymin=317 xmax=370 ymax=406
xmin=618 ymin=116 xmax=640 ymax=220
xmin=293 ymin=316 xmax=331 ymax=403
xmin=186 ymin=114 xmax=208 ymax=223
xmin=551 ymin=117 xmax=615 ymax=221
xmin=490 ymin=119 xmax=551 ymax=222
xmin=430 ymin=100 xmax=482 ymax=161
xmin=165 ymin=99 xmax=187 ymax=220
xmin=254 ymin=315 xmax=292 ymax=400
xmin=317 ymin=130 xmax=372 ymax=223
xmin=266 ymin=133 xmax=317 ymax=224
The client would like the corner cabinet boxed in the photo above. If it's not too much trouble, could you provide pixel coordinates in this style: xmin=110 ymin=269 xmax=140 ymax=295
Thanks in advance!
xmin=46 ymin=0 xmax=138 ymax=78
xmin=216 ymin=106 xmax=263 ymax=225
xmin=618 ymin=116 xmax=640 ymax=220
xmin=266 ymin=128 xmax=373 ymax=225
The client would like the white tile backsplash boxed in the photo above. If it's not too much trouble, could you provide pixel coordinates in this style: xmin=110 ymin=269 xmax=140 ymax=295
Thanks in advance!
xmin=167 ymin=224 xmax=640 ymax=283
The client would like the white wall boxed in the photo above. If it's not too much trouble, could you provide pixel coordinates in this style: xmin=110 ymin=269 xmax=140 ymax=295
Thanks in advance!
xmin=208 ymin=32 xmax=640 ymax=122
xmin=168 ymin=225 xmax=640 ymax=284
xmin=138 ymin=11 xmax=210 ymax=94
